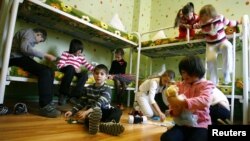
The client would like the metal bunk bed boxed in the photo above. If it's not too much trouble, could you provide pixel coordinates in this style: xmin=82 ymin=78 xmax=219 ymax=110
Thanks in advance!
xmin=134 ymin=15 xmax=250 ymax=124
xmin=0 ymin=0 xmax=138 ymax=107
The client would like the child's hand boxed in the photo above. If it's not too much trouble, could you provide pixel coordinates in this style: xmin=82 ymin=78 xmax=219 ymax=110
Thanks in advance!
xmin=76 ymin=110 xmax=88 ymax=119
xmin=183 ymin=24 xmax=191 ymax=29
xmin=237 ymin=18 xmax=242 ymax=25
xmin=159 ymin=112 xmax=166 ymax=122
xmin=108 ymin=75 xmax=114 ymax=79
xmin=44 ymin=54 xmax=57 ymax=61
xmin=75 ymin=68 xmax=81 ymax=73
xmin=65 ymin=111 xmax=73 ymax=118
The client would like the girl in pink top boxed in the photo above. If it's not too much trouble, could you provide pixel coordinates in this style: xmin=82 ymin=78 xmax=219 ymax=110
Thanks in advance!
xmin=161 ymin=56 xmax=214 ymax=141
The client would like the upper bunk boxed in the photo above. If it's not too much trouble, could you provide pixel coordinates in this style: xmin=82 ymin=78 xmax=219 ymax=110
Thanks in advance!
xmin=5 ymin=0 xmax=139 ymax=87
xmin=17 ymin=0 xmax=138 ymax=50
xmin=138 ymin=28 xmax=242 ymax=58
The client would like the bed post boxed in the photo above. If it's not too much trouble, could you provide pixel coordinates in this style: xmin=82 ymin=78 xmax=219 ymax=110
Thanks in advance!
xmin=133 ymin=32 xmax=141 ymax=106
xmin=230 ymin=32 xmax=236 ymax=123
xmin=242 ymin=14 xmax=249 ymax=124
xmin=0 ymin=0 xmax=23 ymax=104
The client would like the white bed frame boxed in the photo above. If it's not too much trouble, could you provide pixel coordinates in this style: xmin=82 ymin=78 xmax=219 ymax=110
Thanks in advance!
xmin=134 ymin=15 xmax=250 ymax=124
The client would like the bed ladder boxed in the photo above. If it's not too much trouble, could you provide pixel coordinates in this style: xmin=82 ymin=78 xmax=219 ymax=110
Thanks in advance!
xmin=218 ymin=32 xmax=237 ymax=124
xmin=204 ymin=32 xmax=237 ymax=124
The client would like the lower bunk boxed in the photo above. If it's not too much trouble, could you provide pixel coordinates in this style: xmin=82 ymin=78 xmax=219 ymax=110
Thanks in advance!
xmin=6 ymin=66 xmax=136 ymax=107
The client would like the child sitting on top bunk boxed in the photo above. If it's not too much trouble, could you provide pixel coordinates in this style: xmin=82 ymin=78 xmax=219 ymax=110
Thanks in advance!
xmin=174 ymin=2 xmax=199 ymax=40
xmin=192 ymin=4 xmax=240 ymax=85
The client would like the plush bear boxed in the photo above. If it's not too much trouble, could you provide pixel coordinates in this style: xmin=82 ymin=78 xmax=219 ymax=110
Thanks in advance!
xmin=166 ymin=85 xmax=198 ymax=126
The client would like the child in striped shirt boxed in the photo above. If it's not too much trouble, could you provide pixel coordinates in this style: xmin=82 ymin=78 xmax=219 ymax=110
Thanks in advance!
xmin=193 ymin=4 xmax=240 ymax=85
xmin=57 ymin=39 xmax=94 ymax=105
xmin=65 ymin=64 xmax=124 ymax=136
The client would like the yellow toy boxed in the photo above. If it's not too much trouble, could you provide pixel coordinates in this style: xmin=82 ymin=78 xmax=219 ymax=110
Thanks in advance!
xmin=166 ymin=85 xmax=178 ymax=97
xmin=165 ymin=85 xmax=198 ymax=126
xmin=166 ymin=85 xmax=185 ymax=101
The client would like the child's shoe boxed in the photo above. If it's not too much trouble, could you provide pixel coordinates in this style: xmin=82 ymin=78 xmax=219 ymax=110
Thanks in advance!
xmin=88 ymin=107 xmax=102 ymax=134
xmin=0 ymin=104 xmax=9 ymax=115
xmin=99 ymin=121 xmax=125 ymax=136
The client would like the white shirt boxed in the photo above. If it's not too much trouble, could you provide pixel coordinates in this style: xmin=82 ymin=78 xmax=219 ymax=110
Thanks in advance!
xmin=211 ymin=87 xmax=230 ymax=110
xmin=138 ymin=78 xmax=164 ymax=104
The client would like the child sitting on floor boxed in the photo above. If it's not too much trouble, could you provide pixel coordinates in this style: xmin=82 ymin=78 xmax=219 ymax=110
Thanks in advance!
xmin=210 ymin=87 xmax=230 ymax=125
xmin=161 ymin=56 xmax=214 ymax=141
xmin=136 ymin=70 xmax=175 ymax=121
xmin=64 ymin=64 xmax=124 ymax=136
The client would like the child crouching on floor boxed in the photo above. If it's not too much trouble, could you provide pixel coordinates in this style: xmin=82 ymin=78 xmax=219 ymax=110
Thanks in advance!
xmin=65 ymin=64 xmax=124 ymax=136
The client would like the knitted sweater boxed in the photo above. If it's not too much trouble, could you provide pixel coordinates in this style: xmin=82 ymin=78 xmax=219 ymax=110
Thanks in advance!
xmin=71 ymin=84 xmax=112 ymax=115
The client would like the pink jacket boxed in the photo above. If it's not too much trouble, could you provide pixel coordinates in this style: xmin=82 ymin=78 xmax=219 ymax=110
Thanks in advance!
xmin=176 ymin=79 xmax=214 ymax=128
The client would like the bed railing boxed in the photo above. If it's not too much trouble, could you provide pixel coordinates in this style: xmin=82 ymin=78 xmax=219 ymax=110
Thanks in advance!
xmin=134 ymin=26 xmax=178 ymax=92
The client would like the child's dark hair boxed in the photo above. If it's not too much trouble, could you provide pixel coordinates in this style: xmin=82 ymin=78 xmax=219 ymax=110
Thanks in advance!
xmin=69 ymin=39 xmax=84 ymax=54
xmin=161 ymin=70 xmax=175 ymax=81
xmin=115 ymin=48 xmax=125 ymax=56
xmin=182 ymin=2 xmax=194 ymax=16
xmin=33 ymin=28 xmax=47 ymax=41
xmin=179 ymin=56 xmax=205 ymax=79
xmin=94 ymin=64 xmax=109 ymax=74
xmin=174 ymin=9 xmax=183 ymax=28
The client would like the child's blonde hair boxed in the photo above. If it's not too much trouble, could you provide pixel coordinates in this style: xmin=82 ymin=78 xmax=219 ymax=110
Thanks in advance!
xmin=199 ymin=4 xmax=218 ymax=19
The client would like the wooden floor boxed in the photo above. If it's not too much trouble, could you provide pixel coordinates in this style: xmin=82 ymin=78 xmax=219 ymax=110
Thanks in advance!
xmin=0 ymin=102 xmax=169 ymax=141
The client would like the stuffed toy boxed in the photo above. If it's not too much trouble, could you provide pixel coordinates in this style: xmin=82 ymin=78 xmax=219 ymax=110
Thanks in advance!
xmin=225 ymin=26 xmax=240 ymax=35
xmin=166 ymin=85 xmax=198 ymax=126
xmin=128 ymin=105 xmax=147 ymax=124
